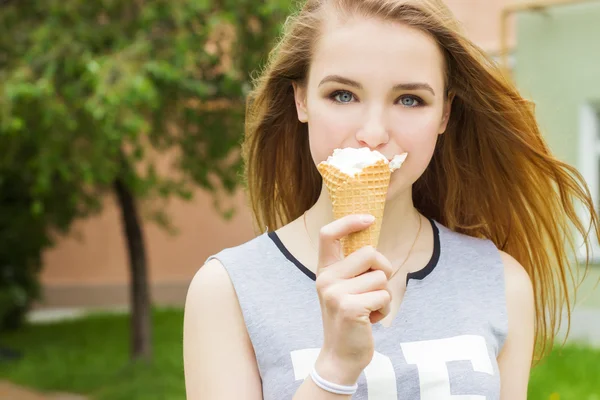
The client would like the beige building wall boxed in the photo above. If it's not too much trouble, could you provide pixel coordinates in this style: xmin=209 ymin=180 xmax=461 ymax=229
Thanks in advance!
xmin=37 ymin=0 xmax=522 ymax=309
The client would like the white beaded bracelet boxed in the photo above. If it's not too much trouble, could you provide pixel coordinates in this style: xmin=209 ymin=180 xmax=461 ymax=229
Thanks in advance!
xmin=310 ymin=366 xmax=358 ymax=395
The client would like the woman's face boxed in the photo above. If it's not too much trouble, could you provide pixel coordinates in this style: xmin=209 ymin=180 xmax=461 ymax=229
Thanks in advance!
xmin=293 ymin=16 xmax=452 ymax=200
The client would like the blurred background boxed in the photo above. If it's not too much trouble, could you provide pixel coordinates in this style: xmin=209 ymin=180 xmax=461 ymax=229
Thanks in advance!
xmin=0 ymin=0 xmax=599 ymax=399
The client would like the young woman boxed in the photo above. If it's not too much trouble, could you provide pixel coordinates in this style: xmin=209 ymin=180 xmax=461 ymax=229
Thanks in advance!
xmin=183 ymin=0 xmax=599 ymax=399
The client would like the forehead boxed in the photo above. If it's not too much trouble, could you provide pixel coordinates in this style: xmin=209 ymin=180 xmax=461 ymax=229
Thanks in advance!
xmin=309 ymin=16 xmax=446 ymax=89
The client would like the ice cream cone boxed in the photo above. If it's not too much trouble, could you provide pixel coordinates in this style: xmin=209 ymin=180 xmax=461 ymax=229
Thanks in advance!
xmin=317 ymin=159 xmax=391 ymax=257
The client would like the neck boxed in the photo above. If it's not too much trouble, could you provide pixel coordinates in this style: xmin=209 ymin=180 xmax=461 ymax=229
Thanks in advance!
xmin=306 ymin=184 xmax=422 ymax=265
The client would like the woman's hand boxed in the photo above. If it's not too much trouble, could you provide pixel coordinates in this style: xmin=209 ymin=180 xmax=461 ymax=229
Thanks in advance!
xmin=314 ymin=214 xmax=394 ymax=386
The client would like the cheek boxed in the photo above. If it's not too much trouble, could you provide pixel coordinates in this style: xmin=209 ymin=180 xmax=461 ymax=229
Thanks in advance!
xmin=397 ymin=117 xmax=440 ymax=164
xmin=387 ymin=113 xmax=442 ymax=191
xmin=306 ymin=103 xmax=357 ymax=164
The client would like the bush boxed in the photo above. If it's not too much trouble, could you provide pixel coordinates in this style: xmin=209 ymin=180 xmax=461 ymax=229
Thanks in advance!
xmin=0 ymin=173 xmax=46 ymax=331
xmin=0 ymin=262 xmax=40 ymax=331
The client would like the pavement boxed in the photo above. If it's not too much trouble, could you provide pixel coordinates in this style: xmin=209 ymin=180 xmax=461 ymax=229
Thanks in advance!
xmin=26 ymin=306 xmax=129 ymax=324
xmin=0 ymin=381 xmax=87 ymax=400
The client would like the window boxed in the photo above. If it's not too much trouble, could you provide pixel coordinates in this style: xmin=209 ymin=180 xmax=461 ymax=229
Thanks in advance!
xmin=578 ymin=102 xmax=600 ymax=261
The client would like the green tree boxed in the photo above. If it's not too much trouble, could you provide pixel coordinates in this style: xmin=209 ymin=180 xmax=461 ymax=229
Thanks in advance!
xmin=0 ymin=0 xmax=290 ymax=361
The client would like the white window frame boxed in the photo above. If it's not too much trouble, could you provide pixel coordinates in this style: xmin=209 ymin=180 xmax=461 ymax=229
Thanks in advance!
xmin=577 ymin=102 xmax=600 ymax=262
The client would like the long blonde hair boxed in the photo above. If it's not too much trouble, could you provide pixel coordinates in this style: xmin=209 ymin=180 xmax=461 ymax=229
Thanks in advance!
xmin=241 ymin=0 xmax=599 ymax=361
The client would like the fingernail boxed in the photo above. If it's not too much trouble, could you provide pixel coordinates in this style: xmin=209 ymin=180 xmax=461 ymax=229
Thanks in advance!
xmin=361 ymin=215 xmax=375 ymax=223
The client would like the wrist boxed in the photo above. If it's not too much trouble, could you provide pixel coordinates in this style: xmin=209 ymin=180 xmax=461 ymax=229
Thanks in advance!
xmin=315 ymin=350 xmax=362 ymax=386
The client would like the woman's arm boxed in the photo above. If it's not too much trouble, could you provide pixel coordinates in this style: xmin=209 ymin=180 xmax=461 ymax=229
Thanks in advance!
xmin=183 ymin=259 xmax=263 ymax=400
xmin=497 ymin=251 xmax=535 ymax=400
xmin=183 ymin=258 xmax=352 ymax=400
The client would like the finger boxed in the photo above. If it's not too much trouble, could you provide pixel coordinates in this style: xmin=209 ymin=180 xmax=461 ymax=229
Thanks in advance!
xmin=317 ymin=214 xmax=376 ymax=269
xmin=352 ymin=290 xmax=392 ymax=319
xmin=334 ymin=269 xmax=389 ymax=295
xmin=369 ymin=308 xmax=389 ymax=324
xmin=326 ymin=246 xmax=393 ymax=281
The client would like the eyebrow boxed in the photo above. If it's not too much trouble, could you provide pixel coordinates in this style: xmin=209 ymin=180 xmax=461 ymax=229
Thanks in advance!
xmin=318 ymin=75 xmax=436 ymax=96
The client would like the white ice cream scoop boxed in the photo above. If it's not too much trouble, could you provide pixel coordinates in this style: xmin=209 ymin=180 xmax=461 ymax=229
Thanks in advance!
xmin=322 ymin=147 xmax=408 ymax=177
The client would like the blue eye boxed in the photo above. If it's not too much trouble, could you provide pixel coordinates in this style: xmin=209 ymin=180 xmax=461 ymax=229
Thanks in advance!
xmin=399 ymin=95 xmax=422 ymax=107
xmin=331 ymin=90 xmax=355 ymax=103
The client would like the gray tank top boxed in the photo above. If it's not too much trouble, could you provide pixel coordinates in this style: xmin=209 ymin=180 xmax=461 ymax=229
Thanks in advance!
xmin=206 ymin=219 xmax=508 ymax=400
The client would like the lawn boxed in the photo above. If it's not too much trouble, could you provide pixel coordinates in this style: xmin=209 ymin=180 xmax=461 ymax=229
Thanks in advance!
xmin=0 ymin=308 xmax=185 ymax=400
xmin=0 ymin=308 xmax=599 ymax=399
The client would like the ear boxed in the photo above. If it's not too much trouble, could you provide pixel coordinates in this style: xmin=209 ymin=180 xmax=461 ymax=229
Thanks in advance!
xmin=438 ymin=92 xmax=455 ymax=134
xmin=292 ymin=81 xmax=308 ymax=123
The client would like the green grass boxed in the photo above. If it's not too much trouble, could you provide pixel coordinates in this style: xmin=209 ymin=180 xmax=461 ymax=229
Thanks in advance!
xmin=529 ymin=344 xmax=600 ymax=400
xmin=0 ymin=308 xmax=185 ymax=400
xmin=0 ymin=308 xmax=599 ymax=399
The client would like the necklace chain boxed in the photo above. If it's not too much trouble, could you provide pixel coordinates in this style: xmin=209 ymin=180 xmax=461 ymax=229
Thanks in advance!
xmin=303 ymin=211 xmax=422 ymax=279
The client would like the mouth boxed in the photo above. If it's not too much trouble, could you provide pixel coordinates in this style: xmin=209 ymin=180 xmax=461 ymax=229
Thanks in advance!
xmin=386 ymin=153 xmax=408 ymax=162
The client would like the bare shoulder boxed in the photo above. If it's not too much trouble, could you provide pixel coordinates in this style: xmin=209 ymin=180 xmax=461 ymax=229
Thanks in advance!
xmin=186 ymin=258 xmax=234 ymax=304
xmin=498 ymin=250 xmax=534 ymax=302
xmin=184 ymin=257 xmax=248 ymax=349
xmin=184 ymin=258 xmax=262 ymax=399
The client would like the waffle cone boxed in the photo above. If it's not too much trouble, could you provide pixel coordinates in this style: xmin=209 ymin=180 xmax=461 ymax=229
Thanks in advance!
xmin=317 ymin=159 xmax=391 ymax=257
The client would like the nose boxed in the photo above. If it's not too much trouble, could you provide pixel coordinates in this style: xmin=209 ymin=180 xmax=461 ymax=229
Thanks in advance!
xmin=355 ymin=106 xmax=390 ymax=150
